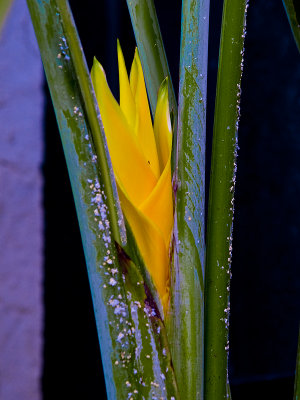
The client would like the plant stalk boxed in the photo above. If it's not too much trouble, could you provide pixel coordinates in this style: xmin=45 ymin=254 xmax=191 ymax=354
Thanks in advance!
xmin=204 ymin=0 xmax=249 ymax=399
xmin=169 ymin=0 xmax=210 ymax=399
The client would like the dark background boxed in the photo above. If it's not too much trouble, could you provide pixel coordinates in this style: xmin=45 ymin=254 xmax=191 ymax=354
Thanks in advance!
xmin=43 ymin=1 xmax=300 ymax=399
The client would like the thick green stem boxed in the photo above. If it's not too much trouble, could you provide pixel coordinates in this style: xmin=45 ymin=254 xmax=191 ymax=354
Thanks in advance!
xmin=169 ymin=0 xmax=209 ymax=399
xmin=204 ymin=1 xmax=249 ymax=399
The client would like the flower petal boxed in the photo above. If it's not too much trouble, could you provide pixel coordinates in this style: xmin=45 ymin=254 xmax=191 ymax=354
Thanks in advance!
xmin=129 ymin=50 xmax=138 ymax=96
xmin=117 ymin=181 xmax=169 ymax=311
xmin=154 ymin=78 xmax=172 ymax=173
xmin=117 ymin=40 xmax=136 ymax=132
xmin=91 ymin=58 xmax=157 ymax=206
xmin=130 ymin=49 xmax=160 ymax=179
xmin=140 ymin=157 xmax=173 ymax=251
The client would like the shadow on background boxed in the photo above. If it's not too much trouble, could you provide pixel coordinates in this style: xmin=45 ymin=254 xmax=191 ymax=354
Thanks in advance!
xmin=43 ymin=0 xmax=299 ymax=398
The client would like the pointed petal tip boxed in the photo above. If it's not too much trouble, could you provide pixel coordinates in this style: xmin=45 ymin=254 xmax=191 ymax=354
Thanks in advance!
xmin=117 ymin=38 xmax=122 ymax=54
xmin=162 ymin=76 xmax=168 ymax=86
xmin=133 ymin=47 xmax=141 ymax=65
xmin=92 ymin=57 xmax=105 ymax=75
xmin=158 ymin=77 xmax=169 ymax=99
xmin=154 ymin=78 xmax=172 ymax=171
xmin=92 ymin=56 xmax=99 ymax=67
xmin=117 ymin=40 xmax=126 ymax=68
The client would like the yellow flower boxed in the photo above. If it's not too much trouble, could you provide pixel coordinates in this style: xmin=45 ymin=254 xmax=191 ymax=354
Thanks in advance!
xmin=91 ymin=41 xmax=173 ymax=312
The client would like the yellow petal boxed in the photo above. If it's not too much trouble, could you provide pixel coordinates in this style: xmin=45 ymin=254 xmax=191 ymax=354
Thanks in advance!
xmin=140 ymin=157 xmax=173 ymax=251
xmin=117 ymin=40 xmax=136 ymax=132
xmin=129 ymin=49 xmax=138 ymax=96
xmin=154 ymin=78 xmax=172 ymax=173
xmin=91 ymin=51 xmax=174 ymax=314
xmin=130 ymin=50 xmax=160 ymax=179
xmin=117 ymin=181 xmax=169 ymax=311
xmin=91 ymin=58 xmax=157 ymax=206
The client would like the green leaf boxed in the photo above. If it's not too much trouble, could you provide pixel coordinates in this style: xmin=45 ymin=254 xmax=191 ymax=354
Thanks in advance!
xmin=26 ymin=0 xmax=180 ymax=398
xmin=0 ymin=0 xmax=14 ymax=35
xmin=294 ymin=327 xmax=300 ymax=400
xmin=125 ymin=0 xmax=178 ymax=171
xmin=282 ymin=0 xmax=300 ymax=52
xmin=204 ymin=1 xmax=249 ymax=399
xmin=168 ymin=0 xmax=209 ymax=399
xmin=29 ymin=0 xmax=124 ymax=246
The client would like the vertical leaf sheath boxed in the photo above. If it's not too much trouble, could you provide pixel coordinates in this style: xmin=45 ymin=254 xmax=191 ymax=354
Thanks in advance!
xmin=26 ymin=1 xmax=180 ymax=398
xmin=205 ymin=1 xmax=249 ymax=399
xmin=55 ymin=0 xmax=125 ymax=245
xmin=25 ymin=3 xmax=124 ymax=397
xmin=282 ymin=0 xmax=300 ymax=52
xmin=125 ymin=0 xmax=178 ymax=169
xmin=170 ymin=0 xmax=210 ymax=399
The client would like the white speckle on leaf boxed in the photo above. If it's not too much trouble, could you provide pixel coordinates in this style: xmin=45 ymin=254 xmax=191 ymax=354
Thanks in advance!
xmin=109 ymin=278 xmax=117 ymax=286
xmin=117 ymin=332 xmax=124 ymax=342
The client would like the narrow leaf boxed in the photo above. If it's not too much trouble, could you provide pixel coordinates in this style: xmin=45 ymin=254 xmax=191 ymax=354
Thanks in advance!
xmin=125 ymin=0 xmax=178 ymax=170
xmin=26 ymin=0 xmax=179 ymax=398
xmin=282 ymin=0 xmax=300 ymax=52
xmin=204 ymin=1 xmax=249 ymax=399
xmin=54 ymin=0 xmax=125 ymax=246
xmin=169 ymin=0 xmax=209 ymax=399
xmin=294 ymin=327 xmax=300 ymax=400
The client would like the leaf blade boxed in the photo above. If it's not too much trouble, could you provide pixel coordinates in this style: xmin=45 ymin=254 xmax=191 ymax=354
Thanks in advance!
xmin=55 ymin=0 xmax=125 ymax=245
xmin=169 ymin=0 xmax=210 ymax=399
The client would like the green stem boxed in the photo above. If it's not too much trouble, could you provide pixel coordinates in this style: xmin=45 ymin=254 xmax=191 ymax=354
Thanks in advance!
xmin=169 ymin=0 xmax=210 ymax=399
xmin=204 ymin=1 xmax=249 ymax=399
xmin=125 ymin=0 xmax=178 ymax=170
